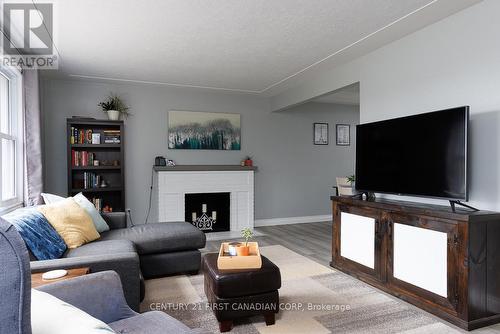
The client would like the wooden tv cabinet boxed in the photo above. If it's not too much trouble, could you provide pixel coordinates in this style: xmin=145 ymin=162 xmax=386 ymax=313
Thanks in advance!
xmin=330 ymin=196 xmax=500 ymax=330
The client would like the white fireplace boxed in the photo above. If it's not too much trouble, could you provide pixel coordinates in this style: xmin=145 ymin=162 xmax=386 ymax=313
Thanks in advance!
xmin=155 ymin=166 xmax=255 ymax=231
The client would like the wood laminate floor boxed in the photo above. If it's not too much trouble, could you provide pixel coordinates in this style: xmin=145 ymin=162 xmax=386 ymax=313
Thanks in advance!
xmin=202 ymin=221 xmax=332 ymax=266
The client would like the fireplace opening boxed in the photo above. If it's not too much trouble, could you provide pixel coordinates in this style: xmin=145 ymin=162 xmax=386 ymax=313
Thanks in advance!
xmin=185 ymin=193 xmax=230 ymax=233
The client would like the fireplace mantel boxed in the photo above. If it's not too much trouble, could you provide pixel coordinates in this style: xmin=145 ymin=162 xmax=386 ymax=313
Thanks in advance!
xmin=154 ymin=165 xmax=257 ymax=172
xmin=155 ymin=166 xmax=255 ymax=232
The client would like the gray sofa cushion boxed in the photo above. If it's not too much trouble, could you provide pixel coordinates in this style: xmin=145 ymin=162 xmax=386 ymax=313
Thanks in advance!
xmin=37 ymin=271 xmax=138 ymax=325
xmin=99 ymin=222 xmax=206 ymax=255
xmin=108 ymin=311 xmax=196 ymax=334
xmin=63 ymin=239 xmax=136 ymax=258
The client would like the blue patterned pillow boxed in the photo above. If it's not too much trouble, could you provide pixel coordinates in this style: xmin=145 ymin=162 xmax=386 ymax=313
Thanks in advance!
xmin=3 ymin=207 xmax=67 ymax=260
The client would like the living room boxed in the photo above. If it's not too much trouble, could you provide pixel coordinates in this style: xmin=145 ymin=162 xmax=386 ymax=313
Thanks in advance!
xmin=1 ymin=0 xmax=500 ymax=333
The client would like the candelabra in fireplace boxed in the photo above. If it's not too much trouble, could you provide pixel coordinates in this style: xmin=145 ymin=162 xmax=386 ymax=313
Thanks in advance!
xmin=191 ymin=204 xmax=217 ymax=231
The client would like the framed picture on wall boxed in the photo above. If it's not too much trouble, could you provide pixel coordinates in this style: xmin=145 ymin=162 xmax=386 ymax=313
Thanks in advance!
xmin=168 ymin=110 xmax=241 ymax=150
xmin=336 ymin=124 xmax=350 ymax=146
xmin=313 ymin=123 xmax=328 ymax=145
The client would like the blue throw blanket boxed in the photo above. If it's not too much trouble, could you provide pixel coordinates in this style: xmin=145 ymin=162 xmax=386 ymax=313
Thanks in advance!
xmin=3 ymin=208 xmax=67 ymax=260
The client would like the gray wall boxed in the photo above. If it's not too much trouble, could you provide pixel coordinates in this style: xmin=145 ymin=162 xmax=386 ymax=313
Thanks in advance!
xmin=271 ymin=0 xmax=500 ymax=211
xmin=42 ymin=78 xmax=359 ymax=223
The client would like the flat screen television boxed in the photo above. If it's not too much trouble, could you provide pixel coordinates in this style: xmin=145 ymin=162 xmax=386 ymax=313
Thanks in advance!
xmin=355 ymin=106 xmax=469 ymax=200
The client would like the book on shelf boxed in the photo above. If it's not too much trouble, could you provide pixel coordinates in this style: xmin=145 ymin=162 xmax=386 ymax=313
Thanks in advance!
xmin=71 ymin=150 xmax=95 ymax=167
xmin=92 ymin=197 xmax=103 ymax=211
xmin=70 ymin=127 xmax=94 ymax=144
xmin=103 ymin=130 xmax=121 ymax=144
xmin=83 ymin=172 xmax=102 ymax=189
xmin=85 ymin=130 xmax=92 ymax=144
xmin=92 ymin=133 xmax=101 ymax=144
xmin=70 ymin=127 xmax=120 ymax=145
xmin=90 ymin=197 xmax=112 ymax=212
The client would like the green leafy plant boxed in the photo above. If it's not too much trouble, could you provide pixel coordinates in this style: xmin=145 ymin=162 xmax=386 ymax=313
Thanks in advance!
xmin=346 ymin=175 xmax=355 ymax=184
xmin=98 ymin=94 xmax=131 ymax=117
xmin=244 ymin=155 xmax=253 ymax=160
xmin=241 ymin=228 xmax=253 ymax=247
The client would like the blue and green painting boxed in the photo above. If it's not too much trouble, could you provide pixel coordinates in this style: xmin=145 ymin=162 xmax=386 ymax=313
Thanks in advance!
xmin=168 ymin=111 xmax=241 ymax=150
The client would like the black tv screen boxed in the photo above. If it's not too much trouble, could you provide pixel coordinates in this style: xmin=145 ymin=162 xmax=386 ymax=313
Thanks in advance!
xmin=355 ymin=106 xmax=469 ymax=200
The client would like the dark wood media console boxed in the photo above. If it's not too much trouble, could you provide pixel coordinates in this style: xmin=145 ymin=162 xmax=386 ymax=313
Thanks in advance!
xmin=331 ymin=196 xmax=500 ymax=330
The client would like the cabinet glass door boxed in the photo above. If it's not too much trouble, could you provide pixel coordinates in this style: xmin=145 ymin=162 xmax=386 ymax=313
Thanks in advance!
xmin=340 ymin=212 xmax=375 ymax=269
xmin=393 ymin=223 xmax=448 ymax=297
xmin=387 ymin=214 xmax=459 ymax=313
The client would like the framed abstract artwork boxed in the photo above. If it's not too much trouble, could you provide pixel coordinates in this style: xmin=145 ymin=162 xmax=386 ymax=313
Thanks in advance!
xmin=168 ymin=111 xmax=241 ymax=150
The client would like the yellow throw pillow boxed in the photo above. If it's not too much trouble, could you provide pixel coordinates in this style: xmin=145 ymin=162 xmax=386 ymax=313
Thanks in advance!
xmin=38 ymin=198 xmax=100 ymax=249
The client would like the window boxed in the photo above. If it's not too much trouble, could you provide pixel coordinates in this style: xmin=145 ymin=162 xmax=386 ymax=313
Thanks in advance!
xmin=0 ymin=66 xmax=23 ymax=211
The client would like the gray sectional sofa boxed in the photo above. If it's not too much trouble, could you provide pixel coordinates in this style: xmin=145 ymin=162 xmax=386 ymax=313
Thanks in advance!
xmin=1 ymin=217 xmax=210 ymax=334
xmin=30 ymin=212 xmax=206 ymax=311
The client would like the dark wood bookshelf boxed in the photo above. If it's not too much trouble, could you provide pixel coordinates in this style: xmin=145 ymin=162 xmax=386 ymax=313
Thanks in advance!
xmin=67 ymin=119 xmax=125 ymax=212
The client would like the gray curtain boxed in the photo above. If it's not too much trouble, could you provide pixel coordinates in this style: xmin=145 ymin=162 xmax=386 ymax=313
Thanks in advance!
xmin=23 ymin=69 xmax=43 ymax=206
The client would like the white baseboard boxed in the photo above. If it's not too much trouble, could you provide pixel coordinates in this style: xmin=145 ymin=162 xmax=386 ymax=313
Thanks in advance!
xmin=255 ymin=214 xmax=331 ymax=227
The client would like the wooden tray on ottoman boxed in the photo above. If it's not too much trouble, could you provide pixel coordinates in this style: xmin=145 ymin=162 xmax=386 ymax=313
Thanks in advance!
xmin=217 ymin=242 xmax=262 ymax=270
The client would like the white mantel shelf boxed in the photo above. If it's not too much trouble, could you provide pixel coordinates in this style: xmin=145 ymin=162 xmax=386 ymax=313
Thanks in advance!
xmin=155 ymin=166 xmax=255 ymax=232
xmin=153 ymin=165 xmax=257 ymax=172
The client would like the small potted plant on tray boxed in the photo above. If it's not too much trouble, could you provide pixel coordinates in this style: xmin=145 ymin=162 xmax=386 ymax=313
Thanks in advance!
xmin=98 ymin=93 xmax=131 ymax=120
xmin=237 ymin=228 xmax=253 ymax=256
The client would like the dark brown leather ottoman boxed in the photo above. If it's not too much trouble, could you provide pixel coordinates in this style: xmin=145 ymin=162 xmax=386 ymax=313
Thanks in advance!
xmin=203 ymin=253 xmax=281 ymax=332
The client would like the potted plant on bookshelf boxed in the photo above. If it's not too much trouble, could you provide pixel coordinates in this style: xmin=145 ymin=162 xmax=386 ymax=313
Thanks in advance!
xmin=236 ymin=228 xmax=253 ymax=256
xmin=98 ymin=94 xmax=130 ymax=120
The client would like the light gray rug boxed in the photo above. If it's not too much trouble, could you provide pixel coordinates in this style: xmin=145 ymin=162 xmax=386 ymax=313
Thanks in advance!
xmin=141 ymin=245 xmax=500 ymax=333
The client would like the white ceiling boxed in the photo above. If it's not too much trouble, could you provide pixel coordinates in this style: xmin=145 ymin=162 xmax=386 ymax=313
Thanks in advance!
xmin=313 ymin=83 xmax=360 ymax=106
xmin=37 ymin=0 xmax=481 ymax=95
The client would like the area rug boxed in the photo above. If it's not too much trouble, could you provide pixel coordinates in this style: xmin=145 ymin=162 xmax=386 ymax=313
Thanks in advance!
xmin=140 ymin=245 xmax=465 ymax=333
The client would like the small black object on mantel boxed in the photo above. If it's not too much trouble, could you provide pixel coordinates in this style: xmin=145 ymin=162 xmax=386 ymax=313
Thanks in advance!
xmin=155 ymin=156 xmax=166 ymax=166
